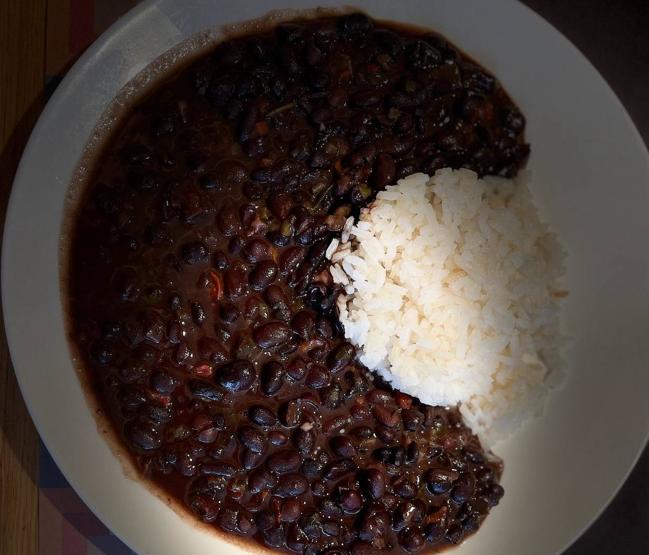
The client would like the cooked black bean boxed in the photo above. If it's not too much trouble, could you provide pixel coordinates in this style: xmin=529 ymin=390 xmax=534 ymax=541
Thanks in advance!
xmin=191 ymin=301 xmax=206 ymax=325
xmin=263 ymin=525 xmax=286 ymax=548
xmin=293 ymin=427 xmax=316 ymax=456
xmin=374 ymin=446 xmax=405 ymax=467
xmin=362 ymin=468 xmax=386 ymax=500
xmin=196 ymin=427 xmax=218 ymax=447
xmin=445 ymin=523 xmax=465 ymax=545
xmin=305 ymin=365 xmax=330 ymax=389
xmin=280 ymin=499 xmax=302 ymax=522
xmin=290 ymin=310 xmax=316 ymax=340
xmin=151 ymin=372 xmax=175 ymax=394
xmin=373 ymin=405 xmax=400 ymax=428
xmin=142 ymin=404 xmax=171 ymax=424
xmin=141 ymin=314 xmax=164 ymax=344
xmin=327 ymin=343 xmax=355 ymax=373
xmin=393 ymin=501 xmax=423 ymax=531
xmin=201 ymin=462 xmax=236 ymax=477
xmin=188 ymin=379 xmax=225 ymax=403
xmin=268 ymin=218 xmax=291 ymax=251
xmin=503 ymin=107 xmax=526 ymax=133
xmin=323 ymin=458 xmax=356 ymax=480
xmin=372 ymin=152 xmax=396 ymax=188
xmin=464 ymin=449 xmax=486 ymax=465
xmin=101 ymin=321 xmax=121 ymax=338
xmin=181 ymin=241 xmax=208 ymax=265
xmin=250 ymin=168 xmax=272 ymax=183
xmin=216 ymin=360 xmax=256 ymax=392
xmin=128 ymin=169 xmax=158 ymax=192
xmin=367 ymin=389 xmax=393 ymax=404
xmin=338 ymin=489 xmax=362 ymax=513
xmin=174 ymin=342 xmax=193 ymax=365
xmin=112 ymin=267 xmax=141 ymax=302
xmin=219 ymin=302 xmax=240 ymax=323
xmin=393 ymin=477 xmax=417 ymax=499
xmin=311 ymin=321 xmax=333 ymax=345
xmin=465 ymin=69 xmax=495 ymax=93
xmin=212 ymin=250 xmax=230 ymax=271
xmin=350 ymin=425 xmax=374 ymax=441
xmin=319 ymin=383 xmax=343 ymax=409
xmin=228 ymin=236 xmax=243 ymax=255
xmin=90 ymin=341 xmax=114 ymax=365
xmin=451 ymin=483 xmax=472 ymax=504
xmin=255 ymin=509 xmax=277 ymax=531
xmin=260 ymin=361 xmax=284 ymax=395
xmin=424 ymin=518 xmax=446 ymax=542
xmin=249 ymin=260 xmax=278 ymax=291
xmin=248 ymin=405 xmax=277 ymax=427
xmin=243 ymin=238 xmax=272 ymax=263
xmin=485 ymin=483 xmax=505 ymax=507
xmin=125 ymin=420 xmax=161 ymax=451
xmin=279 ymin=399 xmax=302 ymax=428
xmin=275 ymin=474 xmax=308 ymax=498
xmin=375 ymin=424 xmax=398 ymax=444
xmin=279 ymin=246 xmax=306 ymax=275
xmin=223 ymin=267 xmax=247 ymax=299
xmin=267 ymin=449 xmax=302 ymax=474
xmin=268 ymin=430 xmax=288 ymax=446
xmin=248 ymin=467 xmax=277 ymax=493
xmin=402 ymin=409 xmax=423 ymax=431
xmin=268 ymin=193 xmax=292 ymax=220
xmin=330 ymin=435 xmax=356 ymax=458
xmin=217 ymin=204 xmax=241 ymax=236
xmin=302 ymin=458 xmax=324 ymax=480
xmin=337 ymin=13 xmax=373 ymax=39
xmin=352 ymin=89 xmax=383 ymax=108
xmin=399 ymin=528 xmax=426 ymax=553
xmin=253 ymin=321 xmax=292 ymax=349
xmin=238 ymin=426 xmax=267 ymax=454
xmin=286 ymin=358 xmax=307 ymax=381
xmin=406 ymin=441 xmax=419 ymax=464
xmin=425 ymin=468 xmax=459 ymax=495
xmin=359 ymin=508 xmax=391 ymax=542
xmin=352 ymin=140 xmax=379 ymax=165
xmin=407 ymin=39 xmax=442 ymax=70
xmin=374 ymin=28 xmax=403 ymax=54
xmin=121 ymin=144 xmax=153 ymax=165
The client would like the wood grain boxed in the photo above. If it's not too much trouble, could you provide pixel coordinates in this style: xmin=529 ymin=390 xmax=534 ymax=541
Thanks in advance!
xmin=45 ymin=0 xmax=71 ymax=77
xmin=0 ymin=1 xmax=47 ymax=554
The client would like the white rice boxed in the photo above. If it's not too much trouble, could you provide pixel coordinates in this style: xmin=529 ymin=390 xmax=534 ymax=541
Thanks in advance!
xmin=329 ymin=169 xmax=566 ymax=445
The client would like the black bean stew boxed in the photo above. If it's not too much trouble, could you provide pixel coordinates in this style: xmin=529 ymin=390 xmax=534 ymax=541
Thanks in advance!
xmin=67 ymin=13 xmax=527 ymax=554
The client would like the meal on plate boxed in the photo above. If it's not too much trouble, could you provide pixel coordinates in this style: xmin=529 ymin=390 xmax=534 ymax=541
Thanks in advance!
xmin=65 ymin=12 xmax=565 ymax=553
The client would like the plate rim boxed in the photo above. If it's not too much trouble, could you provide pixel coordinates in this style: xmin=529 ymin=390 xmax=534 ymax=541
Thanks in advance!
xmin=3 ymin=1 xmax=649 ymax=554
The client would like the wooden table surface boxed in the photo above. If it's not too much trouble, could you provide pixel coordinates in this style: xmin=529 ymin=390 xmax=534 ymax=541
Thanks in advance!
xmin=1 ymin=1 xmax=45 ymax=553
xmin=0 ymin=1 xmax=647 ymax=554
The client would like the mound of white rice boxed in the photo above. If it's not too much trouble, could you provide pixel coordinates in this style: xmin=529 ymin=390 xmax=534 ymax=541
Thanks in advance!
xmin=328 ymin=169 xmax=566 ymax=444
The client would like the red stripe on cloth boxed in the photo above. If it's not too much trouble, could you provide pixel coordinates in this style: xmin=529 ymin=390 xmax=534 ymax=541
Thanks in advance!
xmin=39 ymin=492 xmax=63 ymax=555
xmin=62 ymin=518 xmax=88 ymax=555
xmin=69 ymin=0 xmax=96 ymax=56
xmin=67 ymin=512 xmax=110 ymax=537
xmin=43 ymin=487 xmax=91 ymax=514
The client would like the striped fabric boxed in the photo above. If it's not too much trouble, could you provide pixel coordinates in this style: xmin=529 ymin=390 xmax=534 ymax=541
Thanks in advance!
xmin=39 ymin=443 xmax=136 ymax=555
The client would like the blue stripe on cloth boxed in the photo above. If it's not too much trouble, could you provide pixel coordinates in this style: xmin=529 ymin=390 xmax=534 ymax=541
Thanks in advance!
xmin=39 ymin=441 xmax=137 ymax=554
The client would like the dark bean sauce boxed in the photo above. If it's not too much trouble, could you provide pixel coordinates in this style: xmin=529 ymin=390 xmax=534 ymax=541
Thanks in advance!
xmin=68 ymin=13 xmax=526 ymax=554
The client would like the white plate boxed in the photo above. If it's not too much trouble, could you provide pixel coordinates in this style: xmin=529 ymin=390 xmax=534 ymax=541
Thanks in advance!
xmin=4 ymin=1 xmax=649 ymax=554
